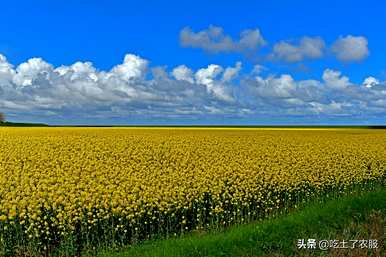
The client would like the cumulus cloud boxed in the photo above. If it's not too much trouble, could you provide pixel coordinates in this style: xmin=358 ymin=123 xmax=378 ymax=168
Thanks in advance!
xmin=13 ymin=58 xmax=53 ymax=87
xmin=180 ymin=25 xmax=266 ymax=53
xmin=331 ymin=35 xmax=369 ymax=62
xmin=195 ymin=64 xmax=223 ymax=86
xmin=322 ymin=69 xmax=351 ymax=89
xmin=172 ymin=65 xmax=194 ymax=83
xmin=0 ymin=53 xmax=385 ymax=123
xmin=110 ymin=54 xmax=148 ymax=81
xmin=363 ymin=77 xmax=379 ymax=88
xmin=270 ymin=36 xmax=325 ymax=62
xmin=222 ymin=62 xmax=242 ymax=82
xmin=195 ymin=64 xmax=234 ymax=101
xmin=55 ymin=62 xmax=98 ymax=81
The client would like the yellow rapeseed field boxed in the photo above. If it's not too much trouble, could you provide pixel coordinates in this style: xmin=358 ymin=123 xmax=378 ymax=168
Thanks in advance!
xmin=0 ymin=127 xmax=385 ymax=254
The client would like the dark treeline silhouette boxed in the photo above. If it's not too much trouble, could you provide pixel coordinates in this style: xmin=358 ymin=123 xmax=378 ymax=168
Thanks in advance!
xmin=0 ymin=112 xmax=5 ymax=123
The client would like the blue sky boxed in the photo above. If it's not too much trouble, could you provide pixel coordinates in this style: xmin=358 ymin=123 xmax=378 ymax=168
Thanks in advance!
xmin=0 ymin=0 xmax=385 ymax=125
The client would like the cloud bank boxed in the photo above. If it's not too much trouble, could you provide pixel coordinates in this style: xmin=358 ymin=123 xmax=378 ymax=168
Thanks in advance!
xmin=180 ymin=26 xmax=370 ymax=64
xmin=180 ymin=25 xmax=266 ymax=53
xmin=270 ymin=36 xmax=326 ymax=62
xmin=0 ymin=53 xmax=385 ymax=124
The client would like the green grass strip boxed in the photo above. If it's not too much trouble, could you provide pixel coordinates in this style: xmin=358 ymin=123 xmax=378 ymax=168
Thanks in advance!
xmin=92 ymin=186 xmax=386 ymax=257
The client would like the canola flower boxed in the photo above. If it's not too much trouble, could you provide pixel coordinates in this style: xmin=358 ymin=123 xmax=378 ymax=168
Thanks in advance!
xmin=0 ymin=127 xmax=385 ymax=255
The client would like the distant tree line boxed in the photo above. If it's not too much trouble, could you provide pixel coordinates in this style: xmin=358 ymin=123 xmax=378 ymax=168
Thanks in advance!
xmin=0 ymin=112 xmax=5 ymax=123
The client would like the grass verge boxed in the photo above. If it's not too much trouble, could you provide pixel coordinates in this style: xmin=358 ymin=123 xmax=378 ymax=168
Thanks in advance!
xmin=91 ymin=185 xmax=386 ymax=257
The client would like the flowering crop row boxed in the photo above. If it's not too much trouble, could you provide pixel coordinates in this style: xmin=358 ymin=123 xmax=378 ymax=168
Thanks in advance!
xmin=0 ymin=128 xmax=385 ymax=256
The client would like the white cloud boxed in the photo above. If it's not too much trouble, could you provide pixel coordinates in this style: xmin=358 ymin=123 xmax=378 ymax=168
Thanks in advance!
xmin=322 ymin=69 xmax=351 ymax=89
xmin=195 ymin=64 xmax=223 ymax=87
xmin=309 ymin=101 xmax=349 ymax=114
xmin=172 ymin=65 xmax=194 ymax=83
xmin=180 ymin=25 xmax=266 ymax=53
xmin=222 ymin=62 xmax=242 ymax=82
xmin=0 ymin=54 xmax=14 ymax=74
xmin=13 ymin=58 xmax=53 ymax=87
xmin=195 ymin=64 xmax=233 ymax=101
xmin=55 ymin=61 xmax=98 ymax=81
xmin=331 ymin=35 xmax=369 ymax=62
xmin=363 ymin=76 xmax=379 ymax=88
xmin=253 ymin=74 xmax=297 ymax=98
xmin=271 ymin=36 xmax=325 ymax=62
xmin=110 ymin=54 xmax=148 ymax=81
xmin=251 ymin=64 xmax=266 ymax=75
xmin=238 ymin=29 xmax=266 ymax=50
xmin=0 ymin=54 xmax=15 ymax=84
